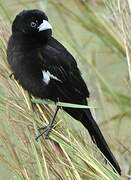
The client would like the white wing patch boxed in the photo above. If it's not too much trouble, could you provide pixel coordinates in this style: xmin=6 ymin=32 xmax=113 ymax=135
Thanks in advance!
xmin=42 ymin=70 xmax=50 ymax=84
xmin=42 ymin=70 xmax=62 ymax=84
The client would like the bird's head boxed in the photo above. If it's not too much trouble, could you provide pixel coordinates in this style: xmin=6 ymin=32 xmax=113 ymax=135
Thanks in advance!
xmin=12 ymin=9 xmax=52 ymax=42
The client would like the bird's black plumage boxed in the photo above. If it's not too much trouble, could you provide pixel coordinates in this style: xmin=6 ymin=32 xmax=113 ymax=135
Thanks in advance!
xmin=7 ymin=9 xmax=121 ymax=174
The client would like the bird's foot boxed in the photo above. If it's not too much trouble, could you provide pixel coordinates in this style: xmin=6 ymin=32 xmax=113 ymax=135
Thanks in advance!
xmin=35 ymin=106 xmax=59 ymax=141
xmin=35 ymin=123 xmax=54 ymax=141
xmin=9 ymin=73 xmax=14 ymax=79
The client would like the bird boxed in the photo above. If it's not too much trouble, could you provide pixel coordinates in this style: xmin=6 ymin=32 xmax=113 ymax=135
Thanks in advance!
xmin=7 ymin=9 xmax=121 ymax=175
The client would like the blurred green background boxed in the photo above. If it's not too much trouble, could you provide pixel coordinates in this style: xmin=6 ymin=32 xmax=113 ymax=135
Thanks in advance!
xmin=0 ymin=0 xmax=130 ymax=179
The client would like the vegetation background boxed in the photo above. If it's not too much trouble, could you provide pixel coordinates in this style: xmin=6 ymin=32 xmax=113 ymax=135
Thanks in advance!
xmin=0 ymin=0 xmax=130 ymax=179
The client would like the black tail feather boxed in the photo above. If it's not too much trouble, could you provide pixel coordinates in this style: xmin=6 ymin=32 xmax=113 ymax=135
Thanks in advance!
xmin=64 ymin=107 xmax=121 ymax=175
xmin=82 ymin=109 xmax=121 ymax=175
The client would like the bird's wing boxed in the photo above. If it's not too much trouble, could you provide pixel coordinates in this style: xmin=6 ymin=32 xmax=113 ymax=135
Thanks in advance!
xmin=39 ymin=37 xmax=90 ymax=101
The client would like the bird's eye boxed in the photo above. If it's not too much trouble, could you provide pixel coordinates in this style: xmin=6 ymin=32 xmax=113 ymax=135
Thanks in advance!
xmin=30 ymin=22 xmax=37 ymax=28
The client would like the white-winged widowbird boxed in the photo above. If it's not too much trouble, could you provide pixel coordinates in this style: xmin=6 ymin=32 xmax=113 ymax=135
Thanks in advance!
xmin=7 ymin=9 xmax=121 ymax=175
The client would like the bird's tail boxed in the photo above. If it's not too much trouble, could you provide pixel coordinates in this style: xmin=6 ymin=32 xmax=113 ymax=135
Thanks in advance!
xmin=64 ymin=107 xmax=121 ymax=175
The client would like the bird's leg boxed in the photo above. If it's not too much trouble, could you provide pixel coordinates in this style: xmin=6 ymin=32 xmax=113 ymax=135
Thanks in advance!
xmin=35 ymin=106 xmax=60 ymax=141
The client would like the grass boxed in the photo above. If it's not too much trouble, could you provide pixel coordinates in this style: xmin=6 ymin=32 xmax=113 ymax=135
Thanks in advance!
xmin=0 ymin=0 xmax=130 ymax=179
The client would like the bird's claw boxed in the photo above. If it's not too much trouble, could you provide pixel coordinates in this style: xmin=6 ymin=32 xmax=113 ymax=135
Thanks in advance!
xmin=9 ymin=73 xmax=14 ymax=79
xmin=35 ymin=124 xmax=54 ymax=141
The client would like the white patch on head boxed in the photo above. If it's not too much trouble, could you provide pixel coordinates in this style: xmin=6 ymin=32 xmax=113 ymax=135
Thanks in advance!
xmin=42 ymin=70 xmax=62 ymax=84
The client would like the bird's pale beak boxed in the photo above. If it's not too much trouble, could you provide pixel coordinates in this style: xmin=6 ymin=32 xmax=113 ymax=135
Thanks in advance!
xmin=38 ymin=20 xmax=52 ymax=32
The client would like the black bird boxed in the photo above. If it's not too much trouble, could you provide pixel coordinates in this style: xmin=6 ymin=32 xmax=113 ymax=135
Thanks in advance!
xmin=7 ymin=9 xmax=121 ymax=174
